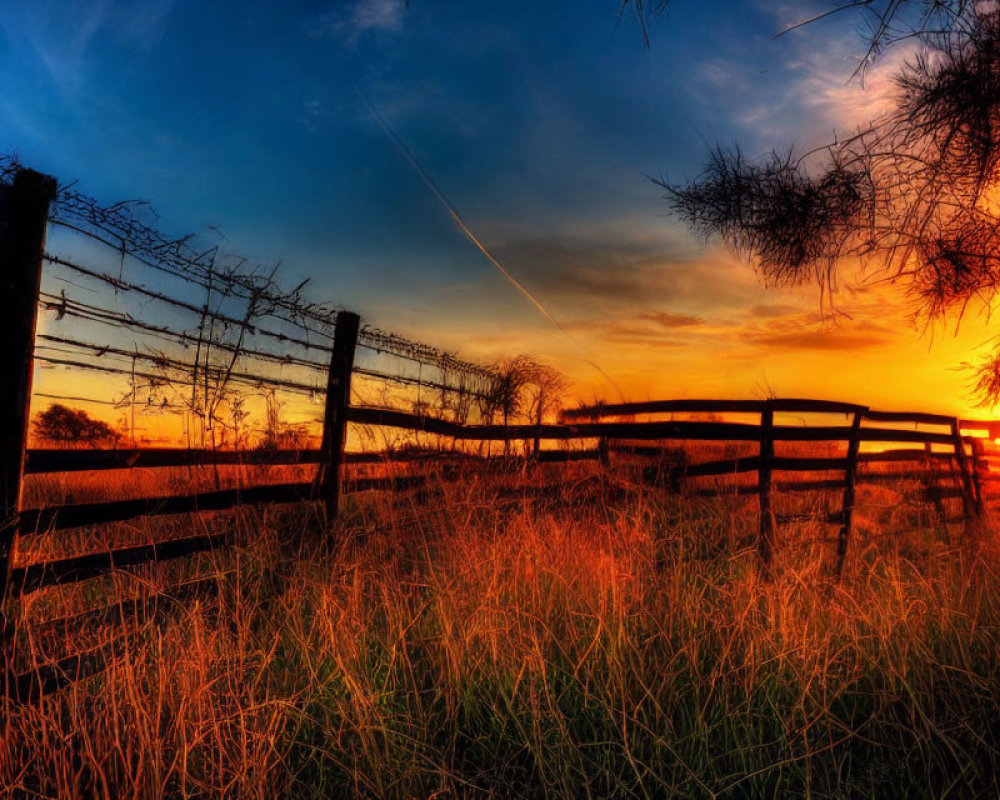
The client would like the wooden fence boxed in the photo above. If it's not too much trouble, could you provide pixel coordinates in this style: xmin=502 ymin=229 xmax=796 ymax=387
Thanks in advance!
xmin=1 ymin=164 xmax=996 ymax=701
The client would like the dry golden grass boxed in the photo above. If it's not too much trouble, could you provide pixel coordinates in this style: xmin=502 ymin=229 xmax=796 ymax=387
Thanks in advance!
xmin=3 ymin=458 xmax=999 ymax=798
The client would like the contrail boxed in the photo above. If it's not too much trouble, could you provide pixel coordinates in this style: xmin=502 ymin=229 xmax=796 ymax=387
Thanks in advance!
xmin=360 ymin=92 xmax=562 ymax=328
xmin=360 ymin=91 xmax=625 ymax=400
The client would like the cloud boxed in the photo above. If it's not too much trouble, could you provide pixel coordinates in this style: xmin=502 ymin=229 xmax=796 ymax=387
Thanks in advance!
xmin=790 ymin=43 xmax=917 ymax=132
xmin=752 ymin=330 xmax=887 ymax=351
xmin=748 ymin=302 xmax=802 ymax=318
xmin=308 ymin=0 xmax=407 ymax=42
xmin=749 ymin=318 xmax=894 ymax=351
xmin=0 ymin=0 xmax=177 ymax=93
xmin=351 ymin=0 xmax=406 ymax=34
xmin=492 ymin=236 xmax=760 ymax=310
xmin=562 ymin=314 xmax=698 ymax=350
xmin=639 ymin=310 xmax=704 ymax=328
xmin=592 ymin=320 xmax=689 ymax=349
xmin=689 ymin=5 xmax=919 ymax=151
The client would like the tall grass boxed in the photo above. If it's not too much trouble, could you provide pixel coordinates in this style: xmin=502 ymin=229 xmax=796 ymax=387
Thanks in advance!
xmin=3 ymin=463 xmax=999 ymax=798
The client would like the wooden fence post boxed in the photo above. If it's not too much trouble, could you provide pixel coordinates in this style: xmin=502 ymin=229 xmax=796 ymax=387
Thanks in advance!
xmin=0 ymin=168 xmax=57 ymax=645
xmin=758 ymin=400 xmax=775 ymax=570
xmin=598 ymin=435 xmax=610 ymax=466
xmin=835 ymin=410 xmax=864 ymax=579
xmin=314 ymin=311 xmax=360 ymax=522
xmin=533 ymin=387 xmax=544 ymax=459
xmin=950 ymin=418 xmax=980 ymax=538
xmin=969 ymin=437 xmax=985 ymax=517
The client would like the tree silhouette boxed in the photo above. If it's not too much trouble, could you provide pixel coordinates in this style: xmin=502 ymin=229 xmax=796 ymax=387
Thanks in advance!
xmin=34 ymin=404 xmax=122 ymax=448
xmin=660 ymin=2 xmax=1000 ymax=402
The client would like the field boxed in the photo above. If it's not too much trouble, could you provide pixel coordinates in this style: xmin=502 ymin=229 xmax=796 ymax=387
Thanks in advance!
xmin=3 ymin=455 xmax=1000 ymax=799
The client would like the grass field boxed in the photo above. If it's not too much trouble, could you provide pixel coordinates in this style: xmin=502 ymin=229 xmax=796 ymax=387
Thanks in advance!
xmin=3 ymin=458 xmax=1000 ymax=798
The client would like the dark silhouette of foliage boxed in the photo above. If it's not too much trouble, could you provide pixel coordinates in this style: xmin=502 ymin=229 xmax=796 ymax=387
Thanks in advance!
xmin=661 ymin=1 xmax=1000 ymax=402
xmin=479 ymin=355 xmax=568 ymax=425
xmin=34 ymin=404 xmax=122 ymax=448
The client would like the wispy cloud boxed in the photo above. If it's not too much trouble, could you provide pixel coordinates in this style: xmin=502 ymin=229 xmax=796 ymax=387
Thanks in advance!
xmin=0 ymin=0 xmax=177 ymax=94
xmin=747 ymin=313 xmax=895 ymax=351
xmin=640 ymin=310 xmax=705 ymax=328
xmin=748 ymin=302 xmax=802 ymax=318
xmin=308 ymin=0 xmax=408 ymax=43
xmin=690 ymin=5 xmax=918 ymax=151
xmin=493 ymin=236 xmax=761 ymax=311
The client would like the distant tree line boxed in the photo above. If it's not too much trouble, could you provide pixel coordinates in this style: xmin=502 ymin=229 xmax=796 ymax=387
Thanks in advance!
xmin=33 ymin=404 xmax=122 ymax=448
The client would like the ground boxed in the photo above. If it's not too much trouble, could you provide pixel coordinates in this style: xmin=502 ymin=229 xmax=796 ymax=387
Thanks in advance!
xmin=3 ymin=458 xmax=1000 ymax=798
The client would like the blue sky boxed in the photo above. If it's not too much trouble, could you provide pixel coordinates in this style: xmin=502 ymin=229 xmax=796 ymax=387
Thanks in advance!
xmin=4 ymin=0 xmax=989 ymax=412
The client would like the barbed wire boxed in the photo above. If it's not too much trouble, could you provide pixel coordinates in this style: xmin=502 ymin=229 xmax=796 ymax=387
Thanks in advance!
xmin=1 ymin=156 xmax=548 ymax=432
xmin=38 ymin=291 xmax=331 ymax=372
xmin=33 ymin=392 xmax=122 ymax=407
xmin=43 ymin=252 xmax=499 ymax=392
xmin=37 ymin=292 xmax=496 ymax=403
xmin=46 ymin=187 xmax=342 ymax=333
xmin=358 ymin=325 xmax=498 ymax=380
xmin=6 ymin=154 xmax=501 ymax=383
xmin=34 ymin=336 xmax=325 ymax=397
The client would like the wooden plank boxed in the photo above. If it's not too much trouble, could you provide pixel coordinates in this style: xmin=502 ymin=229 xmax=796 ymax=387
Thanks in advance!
xmin=563 ymin=398 xmax=965 ymax=425
xmin=769 ymin=398 xmax=867 ymax=415
xmin=344 ymin=450 xmax=482 ymax=464
xmin=859 ymin=450 xmax=953 ymax=464
xmin=777 ymin=510 xmax=845 ymax=526
xmin=24 ymin=447 xmax=324 ymax=474
xmin=347 ymin=406 xmax=459 ymax=436
xmin=6 ymin=574 xmax=225 ymax=701
xmin=563 ymin=420 xmax=767 ymax=441
xmin=958 ymin=419 xmax=998 ymax=432
xmin=610 ymin=444 xmax=689 ymax=457
xmin=685 ymin=456 xmax=760 ymax=477
xmin=9 ymin=531 xmax=233 ymax=596
xmin=857 ymin=470 xmax=950 ymax=483
xmin=315 ymin=311 xmax=360 ymax=520
xmin=30 ymin=573 xmax=226 ymax=645
xmin=348 ymin=408 xmax=770 ymax=442
xmin=3 ymin=637 xmax=124 ymax=704
xmin=801 ymin=427 xmax=954 ymax=445
xmin=26 ymin=443 xmax=868 ymax=473
xmin=560 ymin=399 xmax=766 ymax=420
xmin=773 ymin=456 xmax=849 ymax=472
xmin=19 ymin=481 xmax=313 ymax=534
xmin=0 ymin=168 xmax=57 ymax=646
xmin=836 ymin=411 xmax=863 ymax=578
xmin=926 ymin=485 xmax=965 ymax=501
xmin=17 ymin=475 xmax=427 ymax=535
xmin=344 ymin=475 xmax=426 ymax=493
xmin=687 ymin=455 xmax=852 ymax=477
xmin=863 ymin=409 xmax=956 ymax=426
xmin=690 ymin=478 xmax=847 ymax=497
xmin=23 ymin=447 xmax=492 ymax=473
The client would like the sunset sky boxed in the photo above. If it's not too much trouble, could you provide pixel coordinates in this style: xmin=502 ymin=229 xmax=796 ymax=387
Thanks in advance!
xmin=3 ymin=0 xmax=998 ymax=421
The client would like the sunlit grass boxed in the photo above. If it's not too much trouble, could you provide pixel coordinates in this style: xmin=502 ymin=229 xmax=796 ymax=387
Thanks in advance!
xmin=3 ymin=460 xmax=999 ymax=798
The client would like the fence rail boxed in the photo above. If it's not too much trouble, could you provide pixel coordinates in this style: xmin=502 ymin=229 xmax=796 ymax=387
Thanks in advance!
xmin=2 ymin=162 xmax=996 ymax=703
